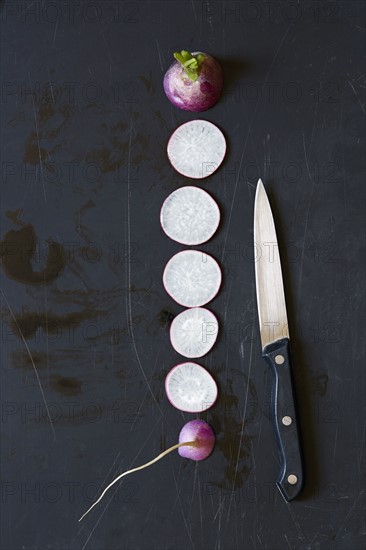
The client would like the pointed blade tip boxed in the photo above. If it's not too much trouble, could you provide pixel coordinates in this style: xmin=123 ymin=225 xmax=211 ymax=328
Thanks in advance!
xmin=256 ymin=178 xmax=264 ymax=193
xmin=255 ymin=178 xmax=266 ymax=209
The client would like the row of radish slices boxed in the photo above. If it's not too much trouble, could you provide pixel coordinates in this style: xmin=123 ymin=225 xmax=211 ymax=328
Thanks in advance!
xmin=79 ymin=52 xmax=226 ymax=521
xmin=162 ymin=119 xmax=226 ymax=416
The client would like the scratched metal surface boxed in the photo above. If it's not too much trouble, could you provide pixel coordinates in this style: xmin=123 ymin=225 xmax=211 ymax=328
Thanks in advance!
xmin=0 ymin=1 xmax=365 ymax=549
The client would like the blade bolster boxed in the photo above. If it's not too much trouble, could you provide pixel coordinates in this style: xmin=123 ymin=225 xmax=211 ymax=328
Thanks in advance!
xmin=260 ymin=321 xmax=289 ymax=350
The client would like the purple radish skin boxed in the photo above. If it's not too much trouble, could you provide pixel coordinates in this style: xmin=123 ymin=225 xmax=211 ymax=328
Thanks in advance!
xmin=179 ymin=420 xmax=215 ymax=461
xmin=78 ymin=420 xmax=215 ymax=521
xmin=164 ymin=50 xmax=223 ymax=112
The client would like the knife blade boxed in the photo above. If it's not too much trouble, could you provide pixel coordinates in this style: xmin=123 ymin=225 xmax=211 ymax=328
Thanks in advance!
xmin=254 ymin=178 xmax=303 ymax=501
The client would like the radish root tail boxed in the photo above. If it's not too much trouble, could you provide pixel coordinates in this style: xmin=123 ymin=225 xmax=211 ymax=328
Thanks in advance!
xmin=78 ymin=441 xmax=196 ymax=522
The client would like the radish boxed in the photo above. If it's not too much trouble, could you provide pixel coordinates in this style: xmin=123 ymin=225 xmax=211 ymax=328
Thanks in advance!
xmin=163 ymin=250 xmax=221 ymax=308
xmin=78 ymin=420 xmax=215 ymax=521
xmin=178 ymin=420 xmax=215 ymax=459
xmin=167 ymin=120 xmax=226 ymax=179
xmin=160 ymin=186 xmax=220 ymax=245
xmin=165 ymin=362 xmax=218 ymax=413
xmin=170 ymin=307 xmax=219 ymax=358
xmin=163 ymin=50 xmax=223 ymax=112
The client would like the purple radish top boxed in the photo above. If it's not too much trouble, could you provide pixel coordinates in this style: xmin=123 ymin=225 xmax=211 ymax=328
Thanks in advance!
xmin=167 ymin=120 xmax=226 ymax=179
xmin=178 ymin=419 xmax=216 ymax=461
xmin=160 ymin=186 xmax=220 ymax=245
xmin=163 ymin=51 xmax=223 ymax=112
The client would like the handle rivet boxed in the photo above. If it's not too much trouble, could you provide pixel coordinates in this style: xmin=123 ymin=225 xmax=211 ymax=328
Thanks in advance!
xmin=287 ymin=474 xmax=298 ymax=485
xmin=282 ymin=416 xmax=292 ymax=426
xmin=275 ymin=354 xmax=285 ymax=365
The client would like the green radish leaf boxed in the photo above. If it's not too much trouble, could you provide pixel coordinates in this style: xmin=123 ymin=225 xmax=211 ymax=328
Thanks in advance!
xmin=173 ymin=50 xmax=205 ymax=81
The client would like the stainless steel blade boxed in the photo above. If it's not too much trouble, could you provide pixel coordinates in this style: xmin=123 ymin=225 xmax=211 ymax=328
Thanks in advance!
xmin=254 ymin=179 xmax=289 ymax=349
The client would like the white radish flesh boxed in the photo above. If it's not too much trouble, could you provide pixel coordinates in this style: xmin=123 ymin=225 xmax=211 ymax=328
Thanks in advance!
xmin=170 ymin=307 xmax=219 ymax=358
xmin=167 ymin=120 xmax=226 ymax=179
xmin=163 ymin=250 xmax=221 ymax=308
xmin=160 ymin=186 xmax=220 ymax=245
xmin=165 ymin=362 xmax=218 ymax=413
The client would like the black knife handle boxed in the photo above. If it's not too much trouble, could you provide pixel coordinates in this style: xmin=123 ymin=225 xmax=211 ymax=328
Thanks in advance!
xmin=263 ymin=337 xmax=303 ymax=501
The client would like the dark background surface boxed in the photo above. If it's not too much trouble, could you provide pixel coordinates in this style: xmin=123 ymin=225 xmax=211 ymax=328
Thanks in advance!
xmin=1 ymin=1 xmax=365 ymax=549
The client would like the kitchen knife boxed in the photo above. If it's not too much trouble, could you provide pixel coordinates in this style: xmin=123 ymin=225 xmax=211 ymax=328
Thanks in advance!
xmin=254 ymin=178 xmax=303 ymax=501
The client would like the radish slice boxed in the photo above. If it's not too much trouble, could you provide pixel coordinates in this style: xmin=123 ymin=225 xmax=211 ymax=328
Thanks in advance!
xmin=167 ymin=120 xmax=226 ymax=179
xmin=160 ymin=186 xmax=220 ymax=245
xmin=165 ymin=362 xmax=218 ymax=413
xmin=163 ymin=250 xmax=221 ymax=308
xmin=170 ymin=307 xmax=219 ymax=358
